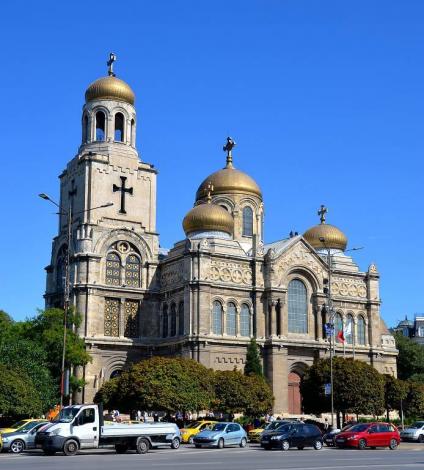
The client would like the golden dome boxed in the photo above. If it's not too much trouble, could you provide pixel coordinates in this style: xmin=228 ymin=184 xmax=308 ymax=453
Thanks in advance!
xmin=303 ymin=223 xmax=348 ymax=251
xmin=85 ymin=76 xmax=135 ymax=105
xmin=183 ymin=201 xmax=234 ymax=236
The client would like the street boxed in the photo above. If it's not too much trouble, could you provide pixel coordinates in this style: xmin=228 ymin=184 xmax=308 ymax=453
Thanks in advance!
xmin=1 ymin=443 xmax=423 ymax=470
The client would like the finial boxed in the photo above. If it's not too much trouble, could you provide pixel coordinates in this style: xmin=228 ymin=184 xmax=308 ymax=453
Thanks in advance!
xmin=223 ymin=136 xmax=236 ymax=168
xmin=205 ymin=181 xmax=214 ymax=203
xmin=318 ymin=204 xmax=328 ymax=224
xmin=107 ymin=52 xmax=117 ymax=77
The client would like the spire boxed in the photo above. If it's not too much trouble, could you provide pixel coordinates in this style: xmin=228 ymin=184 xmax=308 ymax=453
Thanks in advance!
xmin=223 ymin=136 xmax=236 ymax=168
xmin=107 ymin=52 xmax=117 ymax=77
xmin=318 ymin=204 xmax=328 ymax=224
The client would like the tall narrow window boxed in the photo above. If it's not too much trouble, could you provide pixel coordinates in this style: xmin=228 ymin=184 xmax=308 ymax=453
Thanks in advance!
xmin=346 ymin=314 xmax=354 ymax=344
xmin=162 ymin=304 xmax=168 ymax=338
xmin=212 ymin=301 xmax=223 ymax=335
xmin=125 ymin=254 xmax=140 ymax=287
xmin=114 ymin=112 xmax=124 ymax=142
xmin=82 ymin=114 xmax=89 ymax=143
xmin=242 ymin=206 xmax=254 ymax=237
xmin=357 ymin=315 xmax=366 ymax=345
xmin=95 ymin=111 xmax=106 ymax=141
xmin=226 ymin=302 xmax=236 ymax=335
xmin=178 ymin=301 xmax=184 ymax=335
xmin=240 ymin=304 xmax=251 ymax=337
xmin=288 ymin=279 xmax=308 ymax=333
xmin=130 ymin=119 xmax=135 ymax=146
xmin=56 ymin=245 xmax=67 ymax=292
xmin=335 ymin=313 xmax=343 ymax=340
xmin=170 ymin=303 xmax=177 ymax=337
xmin=124 ymin=300 xmax=139 ymax=338
xmin=104 ymin=298 xmax=120 ymax=336
xmin=106 ymin=252 xmax=121 ymax=285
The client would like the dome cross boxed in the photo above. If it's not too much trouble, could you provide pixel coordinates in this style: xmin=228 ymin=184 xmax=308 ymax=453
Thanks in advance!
xmin=318 ymin=204 xmax=328 ymax=224
xmin=107 ymin=52 xmax=117 ymax=77
xmin=223 ymin=137 xmax=236 ymax=168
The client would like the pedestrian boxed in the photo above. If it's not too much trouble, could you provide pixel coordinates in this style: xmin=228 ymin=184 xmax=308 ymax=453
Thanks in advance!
xmin=324 ymin=418 xmax=329 ymax=432
xmin=137 ymin=410 xmax=142 ymax=422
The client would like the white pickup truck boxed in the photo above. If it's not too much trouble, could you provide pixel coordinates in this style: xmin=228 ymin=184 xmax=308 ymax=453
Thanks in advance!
xmin=35 ymin=404 xmax=181 ymax=456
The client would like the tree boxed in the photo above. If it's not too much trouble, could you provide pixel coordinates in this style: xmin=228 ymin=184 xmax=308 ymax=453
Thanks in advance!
xmin=244 ymin=338 xmax=263 ymax=377
xmin=0 ymin=363 xmax=43 ymax=417
xmin=244 ymin=374 xmax=274 ymax=417
xmin=384 ymin=375 xmax=408 ymax=421
xmin=403 ymin=382 xmax=424 ymax=418
xmin=394 ymin=333 xmax=424 ymax=380
xmin=214 ymin=370 xmax=251 ymax=415
xmin=94 ymin=377 xmax=120 ymax=408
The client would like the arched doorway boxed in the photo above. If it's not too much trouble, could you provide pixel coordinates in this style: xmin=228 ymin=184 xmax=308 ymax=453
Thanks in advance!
xmin=288 ymin=371 xmax=302 ymax=414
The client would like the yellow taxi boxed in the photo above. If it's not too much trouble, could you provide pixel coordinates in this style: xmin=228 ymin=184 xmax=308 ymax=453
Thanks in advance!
xmin=180 ymin=420 xmax=217 ymax=444
xmin=248 ymin=423 xmax=267 ymax=442
xmin=0 ymin=419 xmax=46 ymax=435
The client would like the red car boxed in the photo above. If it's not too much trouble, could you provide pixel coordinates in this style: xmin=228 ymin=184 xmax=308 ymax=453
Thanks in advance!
xmin=335 ymin=423 xmax=400 ymax=450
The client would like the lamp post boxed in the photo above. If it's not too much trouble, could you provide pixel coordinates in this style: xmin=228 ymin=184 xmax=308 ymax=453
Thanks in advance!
xmin=39 ymin=193 xmax=113 ymax=407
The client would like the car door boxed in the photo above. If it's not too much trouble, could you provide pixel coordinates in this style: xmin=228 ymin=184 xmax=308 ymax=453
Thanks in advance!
xmin=27 ymin=423 xmax=47 ymax=448
xmin=289 ymin=425 xmax=302 ymax=447
xmin=367 ymin=425 xmax=379 ymax=447
xmin=378 ymin=424 xmax=391 ymax=446
xmin=226 ymin=424 xmax=239 ymax=445
xmin=72 ymin=407 xmax=98 ymax=448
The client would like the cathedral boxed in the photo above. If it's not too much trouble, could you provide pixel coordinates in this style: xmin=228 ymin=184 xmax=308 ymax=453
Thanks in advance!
xmin=44 ymin=56 xmax=397 ymax=414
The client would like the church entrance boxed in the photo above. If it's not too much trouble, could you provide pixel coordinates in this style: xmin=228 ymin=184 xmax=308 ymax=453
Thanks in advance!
xmin=288 ymin=372 xmax=302 ymax=414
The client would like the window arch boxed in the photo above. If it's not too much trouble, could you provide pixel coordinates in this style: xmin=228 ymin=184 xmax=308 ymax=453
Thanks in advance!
xmin=95 ymin=111 xmax=106 ymax=141
xmin=82 ymin=114 xmax=89 ymax=143
xmin=242 ymin=206 xmax=254 ymax=237
xmin=335 ymin=313 xmax=343 ymax=340
xmin=212 ymin=301 xmax=223 ymax=335
xmin=106 ymin=252 xmax=121 ymax=285
xmin=114 ymin=112 xmax=124 ymax=142
xmin=125 ymin=254 xmax=140 ymax=287
xmin=240 ymin=304 xmax=251 ymax=337
xmin=226 ymin=302 xmax=236 ymax=335
xmin=288 ymin=279 xmax=308 ymax=333
xmin=162 ymin=304 xmax=168 ymax=338
xmin=346 ymin=314 xmax=354 ymax=345
xmin=178 ymin=301 xmax=184 ymax=335
xmin=110 ymin=369 xmax=122 ymax=379
xmin=357 ymin=315 xmax=366 ymax=345
xmin=170 ymin=303 xmax=177 ymax=337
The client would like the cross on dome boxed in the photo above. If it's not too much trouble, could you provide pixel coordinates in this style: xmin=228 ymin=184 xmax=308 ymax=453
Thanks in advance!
xmin=318 ymin=204 xmax=328 ymax=224
xmin=223 ymin=136 xmax=236 ymax=168
xmin=107 ymin=52 xmax=117 ymax=77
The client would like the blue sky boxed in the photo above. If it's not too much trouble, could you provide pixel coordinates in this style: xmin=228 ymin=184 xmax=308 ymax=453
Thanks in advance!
xmin=0 ymin=1 xmax=423 ymax=326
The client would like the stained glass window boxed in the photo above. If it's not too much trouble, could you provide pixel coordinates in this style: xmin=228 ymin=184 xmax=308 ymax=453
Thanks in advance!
xmin=212 ymin=301 xmax=223 ymax=335
xmin=178 ymin=301 xmax=184 ymax=335
xmin=104 ymin=298 xmax=120 ymax=336
xmin=357 ymin=315 xmax=366 ymax=345
xmin=162 ymin=304 xmax=168 ymax=338
xmin=346 ymin=314 xmax=354 ymax=344
xmin=240 ymin=304 xmax=250 ymax=337
xmin=226 ymin=302 xmax=236 ymax=335
xmin=242 ymin=206 xmax=253 ymax=237
xmin=124 ymin=300 xmax=139 ymax=338
xmin=288 ymin=279 xmax=308 ymax=333
xmin=125 ymin=254 xmax=140 ymax=287
xmin=106 ymin=252 xmax=121 ymax=285
xmin=170 ymin=303 xmax=177 ymax=337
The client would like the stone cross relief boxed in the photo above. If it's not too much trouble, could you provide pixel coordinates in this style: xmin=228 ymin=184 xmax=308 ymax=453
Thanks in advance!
xmin=113 ymin=176 xmax=133 ymax=214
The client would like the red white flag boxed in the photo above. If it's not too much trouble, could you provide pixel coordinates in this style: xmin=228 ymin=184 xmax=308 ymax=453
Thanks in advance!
xmin=337 ymin=330 xmax=345 ymax=343
xmin=337 ymin=322 xmax=351 ymax=343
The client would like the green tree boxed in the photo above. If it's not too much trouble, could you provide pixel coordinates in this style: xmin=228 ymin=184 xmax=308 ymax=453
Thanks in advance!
xmin=94 ymin=377 xmax=120 ymax=408
xmin=244 ymin=338 xmax=263 ymax=377
xmin=384 ymin=375 xmax=408 ymax=421
xmin=214 ymin=370 xmax=250 ymax=415
xmin=403 ymin=382 xmax=424 ymax=418
xmin=244 ymin=374 xmax=274 ymax=417
xmin=0 ymin=363 xmax=43 ymax=417
xmin=394 ymin=333 xmax=424 ymax=380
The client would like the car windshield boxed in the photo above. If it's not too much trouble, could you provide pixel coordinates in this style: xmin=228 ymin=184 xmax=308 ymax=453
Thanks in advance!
xmin=57 ymin=407 xmax=80 ymax=423
xmin=10 ymin=420 xmax=27 ymax=429
xmin=212 ymin=423 xmax=227 ymax=432
xmin=409 ymin=422 xmax=424 ymax=429
xmin=348 ymin=424 xmax=369 ymax=432
xmin=276 ymin=424 xmax=292 ymax=433
xmin=186 ymin=422 xmax=201 ymax=429
xmin=266 ymin=421 xmax=285 ymax=431
xmin=19 ymin=421 xmax=42 ymax=432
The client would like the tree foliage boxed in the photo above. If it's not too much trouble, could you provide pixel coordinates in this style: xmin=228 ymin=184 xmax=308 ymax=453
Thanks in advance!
xmin=244 ymin=338 xmax=263 ymax=377
xmin=384 ymin=374 xmax=408 ymax=419
xmin=394 ymin=333 xmax=424 ymax=380
xmin=403 ymin=382 xmax=424 ymax=418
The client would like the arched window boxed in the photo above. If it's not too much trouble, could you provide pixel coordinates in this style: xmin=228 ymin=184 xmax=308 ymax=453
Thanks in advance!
xmin=162 ymin=304 xmax=168 ymax=338
xmin=114 ymin=112 xmax=124 ymax=142
xmin=240 ymin=304 xmax=251 ymax=337
xmin=178 ymin=301 xmax=184 ymax=335
xmin=56 ymin=245 xmax=67 ymax=292
xmin=95 ymin=111 xmax=106 ymax=141
xmin=110 ymin=370 xmax=122 ymax=379
xmin=106 ymin=252 xmax=121 ymax=285
xmin=125 ymin=254 xmax=140 ymax=287
xmin=170 ymin=303 xmax=177 ymax=337
xmin=357 ymin=315 xmax=366 ymax=345
xmin=242 ymin=206 xmax=254 ymax=237
xmin=288 ymin=279 xmax=308 ymax=333
xmin=335 ymin=313 xmax=343 ymax=340
xmin=226 ymin=302 xmax=236 ymax=335
xmin=82 ymin=114 xmax=89 ymax=143
xmin=346 ymin=314 xmax=354 ymax=345
xmin=212 ymin=301 xmax=223 ymax=335
xmin=130 ymin=119 xmax=135 ymax=146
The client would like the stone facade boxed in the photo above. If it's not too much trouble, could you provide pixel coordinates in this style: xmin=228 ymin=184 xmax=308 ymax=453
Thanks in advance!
xmin=44 ymin=66 xmax=397 ymax=414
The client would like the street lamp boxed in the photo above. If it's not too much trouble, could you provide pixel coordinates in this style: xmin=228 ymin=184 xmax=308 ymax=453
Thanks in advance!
xmin=39 ymin=193 xmax=113 ymax=407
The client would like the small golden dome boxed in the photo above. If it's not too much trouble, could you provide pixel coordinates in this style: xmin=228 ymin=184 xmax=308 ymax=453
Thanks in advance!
xmin=183 ymin=202 xmax=234 ymax=236
xmin=303 ymin=205 xmax=347 ymax=251
xmin=85 ymin=76 xmax=135 ymax=105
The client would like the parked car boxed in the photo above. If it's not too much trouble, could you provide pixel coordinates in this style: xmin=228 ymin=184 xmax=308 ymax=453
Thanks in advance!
xmin=323 ymin=425 xmax=353 ymax=447
xmin=0 ymin=419 xmax=46 ymax=435
xmin=335 ymin=423 xmax=400 ymax=450
xmin=193 ymin=422 xmax=247 ymax=449
xmin=180 ymin=421 xmax=217 ymax=444
xmin=257 ymin=420 xmax=296 ymax=445
xmin=1 ymin=421 xmax=48 ymax=453
xmin=261 ymin=423 xmax=323 ymax=451
xmin=400 ymin=421 xmax=424 ymax=442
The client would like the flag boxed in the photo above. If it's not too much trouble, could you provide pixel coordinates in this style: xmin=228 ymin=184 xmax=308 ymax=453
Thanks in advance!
xmin=324 ymin=323 xmax=334 ymax=337
xmin=337 ymin=322 xmax=352 ymax=343
xmin=337 ymin=329 xmax=345 ymax=343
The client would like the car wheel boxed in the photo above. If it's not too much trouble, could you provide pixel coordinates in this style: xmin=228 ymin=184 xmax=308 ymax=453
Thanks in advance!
xmin=240 ymin=437 xmax=247 ymax=448
xmin=195 ymin=444 xmax=201 ymax=448
xmin=171 ymin=438 xmax=180 ymax=449
xmin=63 ymin=439 xmax=79 ymax=456
xmin=358 ymin=439 xmax=367 ymax=450
xmin=217 ymin=438 xmax=224 ymax=449
xmin=188 ymin=436 xmax=194 ymax=445
xmin=418 ymin=435 xmax=424 ymax=443
xmin=136 ymin=438 xmax=150 ymax=454
xmin=297 ymin=445 xmax=304 ymax=450
xmin=10 ymin=440 xmax=25 ymax=454
xmin=115 ymin=444 xmax=128 ymax=454
xmin=281 ymin=440 xmax=290 ymax=451
xmin=314 ymin=440 xmax=323 ymax=450
xmin=389 ymin=439 xmax=398 ymax=450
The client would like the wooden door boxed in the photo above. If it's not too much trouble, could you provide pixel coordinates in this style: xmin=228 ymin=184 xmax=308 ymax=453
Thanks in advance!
xmin=288 ymin=372 xmax=301 ymax=414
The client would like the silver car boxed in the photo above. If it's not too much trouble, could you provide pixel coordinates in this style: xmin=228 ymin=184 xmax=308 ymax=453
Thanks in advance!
xmin=1 ymin=421 xmax=48 ymax=453
xmin=400 ymin=421 xmax=424 ymax=443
